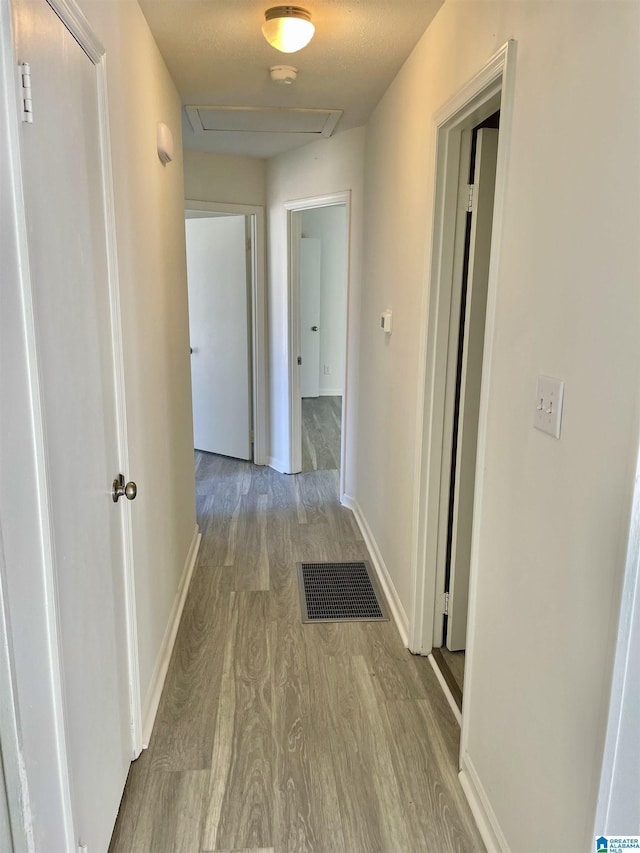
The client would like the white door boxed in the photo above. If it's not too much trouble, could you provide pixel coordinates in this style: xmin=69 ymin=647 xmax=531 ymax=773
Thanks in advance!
xmin=186 ymin=215 xmax=252 ymax=460
xmin=447 ymin=128 xmax=499 ymax=651
xmin=15 ymin=0 xmax=133 ymax=847
xmin=300 ymin=237 xmax=321 ymax=398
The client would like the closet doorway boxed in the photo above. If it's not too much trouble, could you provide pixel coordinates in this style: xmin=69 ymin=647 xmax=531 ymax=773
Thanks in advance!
xmin=431 ymin=113 xmax=501 ymax=710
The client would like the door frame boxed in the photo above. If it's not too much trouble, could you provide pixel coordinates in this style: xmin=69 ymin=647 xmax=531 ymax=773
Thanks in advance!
xmin=184 ymin=200 xmax=268 ymax=466
xmin=408 ymin=42 xmax=517 ymax=704
xmin=285 ymin=191 xmax=351 ymax=495
xmin=1 ymin=0 xmax=140 ymax=842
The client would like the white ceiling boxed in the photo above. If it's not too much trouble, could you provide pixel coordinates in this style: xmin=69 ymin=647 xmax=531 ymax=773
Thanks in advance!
xmin=137 ymin=0 xmax=444 ymax=158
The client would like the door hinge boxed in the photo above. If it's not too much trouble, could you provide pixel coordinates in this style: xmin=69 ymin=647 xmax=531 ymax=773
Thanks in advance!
xmin=297 ymin=356 xmax=302 ymax=365
xmin=441 ymin=591 xmax=450 ymax=616
xmin=19 ymin=62 xmax=33 ymax=123
xmin=467 ymin=184 xmax=474 ymax=213
xmin=246 ymin=236 xmax=252 ymax=252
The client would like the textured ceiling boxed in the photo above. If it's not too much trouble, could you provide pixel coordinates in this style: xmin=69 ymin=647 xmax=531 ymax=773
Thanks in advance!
xmin=138 ymin=0 xmax=444 ymax=158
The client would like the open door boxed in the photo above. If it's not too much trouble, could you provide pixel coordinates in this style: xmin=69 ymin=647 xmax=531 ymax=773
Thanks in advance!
xmin=446 ymin=128 xmax=499 ymax=651
xmin=186 ymin=215 xmax=252 ymax=460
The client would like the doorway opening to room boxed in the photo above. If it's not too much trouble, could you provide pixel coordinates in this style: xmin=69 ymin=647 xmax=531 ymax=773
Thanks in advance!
xmin=410 ymin=42 xmax=516 ymax=734
xmin=430 ymin=111 xmax=501 ymax=711
xmin=286 ymin=193 xmax=350 ymax=496
xmin=184 ymin=201 xmax=267 ymax=475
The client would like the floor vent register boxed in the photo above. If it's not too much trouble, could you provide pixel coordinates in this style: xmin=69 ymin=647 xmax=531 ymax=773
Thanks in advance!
xmin=297 ymin=561 xmax=389 ymax=623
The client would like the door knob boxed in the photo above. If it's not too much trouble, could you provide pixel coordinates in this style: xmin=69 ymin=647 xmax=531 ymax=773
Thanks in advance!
xmin=112 ymin=473 xmax=137 ymax=502
xmin=311 ymin=325 xmax=319 ymax=331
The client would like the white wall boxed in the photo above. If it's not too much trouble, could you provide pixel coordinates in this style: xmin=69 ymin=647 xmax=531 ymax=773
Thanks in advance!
xmin=266 ymin=127 xmax=365 ymax=478
xmin=184 ymin=149 xmax=266 ymax=206
xmin=355 ymin=1 xmax=640 ymax=851
xmin=301 ymin=205 xmax=347 ymax=396
xmin=75 ymin=0 xmax=197 ymax=721
xmin=0 ymin=0 xmax=196 ymax=843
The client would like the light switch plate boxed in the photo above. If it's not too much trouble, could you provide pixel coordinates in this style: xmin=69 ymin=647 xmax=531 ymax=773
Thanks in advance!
xmin=534 ymin=375 xmax=564 ymax=438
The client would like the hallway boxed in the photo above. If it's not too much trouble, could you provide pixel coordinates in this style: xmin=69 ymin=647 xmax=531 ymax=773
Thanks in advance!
xmin=109 ymin=454 xmax=484 ymax=852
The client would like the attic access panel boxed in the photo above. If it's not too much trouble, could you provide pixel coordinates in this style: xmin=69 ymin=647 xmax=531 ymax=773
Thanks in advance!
xmin=185 ymin=105 xmax=342 ymax=138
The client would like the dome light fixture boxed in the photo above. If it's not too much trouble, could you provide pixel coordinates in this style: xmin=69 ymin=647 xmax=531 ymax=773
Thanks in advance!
xmin=262 ymin=6 xmax=315 ymax=54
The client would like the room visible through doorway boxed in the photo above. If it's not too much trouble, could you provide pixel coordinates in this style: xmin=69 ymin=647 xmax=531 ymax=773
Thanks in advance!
xmin=297 ymin=204 xmax=348 ymax=475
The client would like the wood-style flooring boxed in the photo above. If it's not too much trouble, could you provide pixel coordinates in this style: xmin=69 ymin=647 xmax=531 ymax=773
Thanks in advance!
xmin=301 ymin=396 xmax=341 ymax=473
xmin=440 ymin=647 xmax=465 ymax=695
xmin=109 ymin=453 xmax=485 ymax=853
xmin=432 ymin=647 xmax=465 ymax=712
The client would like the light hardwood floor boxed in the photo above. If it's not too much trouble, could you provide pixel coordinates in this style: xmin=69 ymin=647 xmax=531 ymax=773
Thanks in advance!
xmin=109 ymin=453 xmax=485 ymax=853
xmin=301 ymin=396 xmax=341 ymax=473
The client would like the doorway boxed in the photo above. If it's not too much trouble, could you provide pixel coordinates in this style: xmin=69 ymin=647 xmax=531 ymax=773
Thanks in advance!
xmin=184 ymin=201 xmax=267 ymax=467
xmin=432 ymin=113 xmax=500 ymax=710
xmin=298 ymin=205 xmax=347 ymax=474
xmin=285 ymin=193 xmax=351 ymax=494
xmin=409 ymin=41 xmax=517 ymax=738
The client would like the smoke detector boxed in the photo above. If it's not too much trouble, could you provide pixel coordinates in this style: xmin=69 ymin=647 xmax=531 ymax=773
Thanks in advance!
xmin=270 ymin=64 xmax=298 ymax=84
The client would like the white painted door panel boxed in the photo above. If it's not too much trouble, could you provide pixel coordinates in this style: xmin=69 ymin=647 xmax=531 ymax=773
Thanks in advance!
xmin=447 ymin=128 xmax=499 ymax=651
xmin=15 ymin=0 xmax=132 ymax=847
xmin=186 ymin=216 xmax=252 ymax=460
xmin=300 ymin=237 xmax=321 ymax=398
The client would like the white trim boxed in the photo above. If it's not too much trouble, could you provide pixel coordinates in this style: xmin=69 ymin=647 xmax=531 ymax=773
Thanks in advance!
xmin=410 ymin=40 xmax=517 ymax=660
xmin=0 ymin=3 xmax=37 ymax=848
xmin=184 ymin=200 xmax=268 ymax=467
xmin=141 ymin=525 xmax=201 ymax=748
xmin=94 ymin=51 xmax=142 ymax=758
xmin=341 ymin=494 xmax=409 ymax=646
xmin=0 ymin=531 xmax=34 ymax=853
xmin=428 ymin=654 xmax=462 ymax=726
xmin=284 ymin=191 xmax=352 ymax=501
xmin=319 ymin=388 xmax=343 ymax=397
xmin=459 ymin=754 xmax=511 ymax=853
xmin=266 ymin=456 xmax=289 ymax=474
xmin=459 ymin=37 xmax=517 ymax=767
xmin=594 ymin=443 xmax=640 ymax=833
xmin=45 ymin=0 xmax=103 ymax=61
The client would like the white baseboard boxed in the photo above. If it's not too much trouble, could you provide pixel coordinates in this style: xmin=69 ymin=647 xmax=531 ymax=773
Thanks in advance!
xmin=140 ymin=524 xmax=201 ymax=748
xmin=428 ymin=653 xmax=462 ymax=725
xmin=459 ymin=753 xmax=510 ymax=853
xmin=340 ymin=494 xmax=409 ymax=646
xmin=267 ymin=456 xmax=290 ymax=474
xmin=319 ymin=388 xmax=343 ymax=397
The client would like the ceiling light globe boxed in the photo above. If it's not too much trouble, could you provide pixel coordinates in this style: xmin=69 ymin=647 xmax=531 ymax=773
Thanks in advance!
xmin=262 ymin=7 xmax=315 ymax=54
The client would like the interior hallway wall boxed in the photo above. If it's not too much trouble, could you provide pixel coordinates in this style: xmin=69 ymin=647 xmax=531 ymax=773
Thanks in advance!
xmin=355 ymin=1 xmax=640 ymax=850
xmin=184 ymin=149 xmax=267 ymax=206
xmin=300 ymin=205 xmax=347 ymax=396
xmin=266 ymin=126 xmax=365 ymax=482
xmin=75 ymin=0 xmax=196 ymax=730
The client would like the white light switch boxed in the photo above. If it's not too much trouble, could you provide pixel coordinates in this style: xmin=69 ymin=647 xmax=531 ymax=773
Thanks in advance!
xmin=380 ymin=310 xmax=392 ymax=334
xmin=534 ymin=375 xmax=564 ymax=438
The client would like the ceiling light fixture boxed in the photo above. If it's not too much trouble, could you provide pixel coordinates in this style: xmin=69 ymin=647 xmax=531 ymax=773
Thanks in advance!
xmin=262 ymin=6 xmax=315 ymax=54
